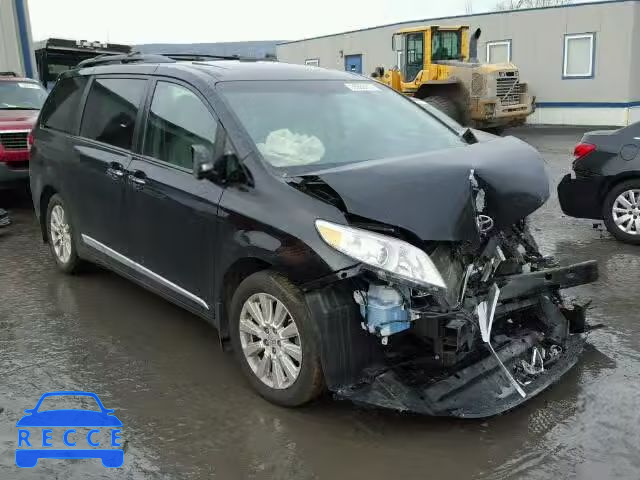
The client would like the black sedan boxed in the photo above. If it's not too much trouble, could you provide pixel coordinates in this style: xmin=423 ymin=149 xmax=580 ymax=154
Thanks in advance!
xmin=558 ymin=122 xmax=640 ymax=244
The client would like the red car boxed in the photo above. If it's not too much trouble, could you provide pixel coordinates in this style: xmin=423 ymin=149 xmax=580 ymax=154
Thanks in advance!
xmin=0 ymin=73 xmax=47 ymax=188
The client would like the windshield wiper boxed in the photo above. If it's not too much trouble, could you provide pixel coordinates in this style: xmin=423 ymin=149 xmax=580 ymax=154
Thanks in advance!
xmin=0 ymin=106 xmax=39 ymax=110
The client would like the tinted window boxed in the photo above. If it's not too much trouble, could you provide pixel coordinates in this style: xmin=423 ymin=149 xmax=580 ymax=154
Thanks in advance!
xmin=405 ymin=33 xmax=424 ymax=82
xmin=143 ymin=82 xmax=217 ymax=170
xmin=40 ymin=76 xmax=88 ymax=134
xmin=80 ymin=78 xmax=146 ymax=150
xmin=432 ymin=31 xmax=462 ymax=61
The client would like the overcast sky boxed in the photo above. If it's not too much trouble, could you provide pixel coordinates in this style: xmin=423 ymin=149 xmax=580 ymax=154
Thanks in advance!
xmin=28 ymin=0 xmax=598 ymax=44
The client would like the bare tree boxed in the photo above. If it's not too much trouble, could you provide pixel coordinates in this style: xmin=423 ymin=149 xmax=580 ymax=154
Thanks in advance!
xmin=495 ymin=0 xmax=572 ymax=10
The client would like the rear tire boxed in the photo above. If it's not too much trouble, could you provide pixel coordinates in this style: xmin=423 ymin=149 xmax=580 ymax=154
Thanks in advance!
xmin=602 ymin=179 xmax=640 ymax=244
xmin=45 ymin=194 xmax=83 ymax=273
xmin=423 ymin=95 xmax=462 ymax=123
xmin=229 ymin=270 xmax=324 ymax=406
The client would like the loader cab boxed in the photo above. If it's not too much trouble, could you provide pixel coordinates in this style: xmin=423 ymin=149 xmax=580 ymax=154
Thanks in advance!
xmin=431 ymin=28 xmax=464 ymax=62
xmin=392 ymin=26 xmax=469 ymax=81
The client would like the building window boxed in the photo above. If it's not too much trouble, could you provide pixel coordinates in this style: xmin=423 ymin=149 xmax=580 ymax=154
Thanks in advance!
xmin=486 ymin=40 xmax=511 ymax=64
xmin=563 ymin=33 xmax=595 ymax=78
xmin=305 ymin=59 xmax=319 ymax=67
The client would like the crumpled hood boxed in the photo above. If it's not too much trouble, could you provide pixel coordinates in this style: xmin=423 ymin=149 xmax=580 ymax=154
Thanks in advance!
xmin=299 ymin=135 xmax=549 ymax=242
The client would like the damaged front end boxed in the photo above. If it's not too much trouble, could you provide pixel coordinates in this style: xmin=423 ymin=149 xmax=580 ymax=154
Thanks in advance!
xmin=301 ymin=148 xmax=598 ymax=417
xmin=307 ymin=222 xmax=597 ymax=417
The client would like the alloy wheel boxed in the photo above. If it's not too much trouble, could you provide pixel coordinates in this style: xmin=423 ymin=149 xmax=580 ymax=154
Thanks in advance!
xmin=612 ymin=189 xmax=640 ymax=235
xmin=238 ymin=293 xmax=302 ymax=389
xmin=50 ymin=204 xmax=72 ymax=263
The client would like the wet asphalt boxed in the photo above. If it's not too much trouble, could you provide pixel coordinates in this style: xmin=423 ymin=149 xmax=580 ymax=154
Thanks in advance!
xmin=1 ymin=127 xmax=639 ymax=479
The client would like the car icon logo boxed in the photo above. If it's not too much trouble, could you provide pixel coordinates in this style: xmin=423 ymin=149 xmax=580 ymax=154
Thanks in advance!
xmin=15 ymin=391 xmax=123 ymax=468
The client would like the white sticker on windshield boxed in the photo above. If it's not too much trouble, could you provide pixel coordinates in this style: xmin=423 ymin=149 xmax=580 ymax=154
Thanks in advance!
xmin=344 ymin=83 xmax=379 ymax=92
xmin=18 ymin=83 xmax=40 ymax=89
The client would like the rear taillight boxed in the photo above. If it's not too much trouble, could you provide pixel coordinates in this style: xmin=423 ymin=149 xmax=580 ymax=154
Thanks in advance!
xmin=573 ymin=142 xmax=596 ymax=160
xmin=27 ymin=131 xmax=34 ymax=151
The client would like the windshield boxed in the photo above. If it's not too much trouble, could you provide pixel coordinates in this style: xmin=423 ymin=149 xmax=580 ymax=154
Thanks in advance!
xmin=218 ymin=80 xmax=464 ymax=172
xmin=0 ymin=81 xmax=47 ymax=110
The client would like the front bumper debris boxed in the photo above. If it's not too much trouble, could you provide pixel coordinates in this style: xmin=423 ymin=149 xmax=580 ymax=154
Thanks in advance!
xmin=306 ymin=257 xmax=598 ymax=418
xmin=336 ymin=332 xmax=584 ymax=418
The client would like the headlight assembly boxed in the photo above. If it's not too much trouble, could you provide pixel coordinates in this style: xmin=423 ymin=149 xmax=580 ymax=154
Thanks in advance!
xmin=315 ymin=219 xmax=446 ymax=290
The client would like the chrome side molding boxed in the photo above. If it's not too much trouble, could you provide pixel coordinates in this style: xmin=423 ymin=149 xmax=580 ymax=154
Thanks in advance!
xmin=81 ymin=234 xmax=209 ymax=310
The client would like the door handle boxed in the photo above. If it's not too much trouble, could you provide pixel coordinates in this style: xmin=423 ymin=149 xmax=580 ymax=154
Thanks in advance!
xmin=106 ymin=162 xmax=124 ymax=180
xmin=128 ymin=171 xmax=146 ymax=190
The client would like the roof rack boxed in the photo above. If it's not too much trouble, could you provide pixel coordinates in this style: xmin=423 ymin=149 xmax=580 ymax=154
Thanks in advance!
xmin=76 ymin=52 xmax=261 ymax=69
xmin=162 ymin=53 xmax=241 ymax=61
xmin=77 ymin=53 xmax=176 ymax=68
xmin=0 ymin=71 xmax=18 ymax=77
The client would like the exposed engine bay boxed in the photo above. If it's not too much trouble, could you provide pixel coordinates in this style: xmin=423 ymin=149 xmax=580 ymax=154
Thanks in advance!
xmin=306 ymin=220 xmax=597 ymax=417
xmin=297 ymin=136 xmax=599 ymax=417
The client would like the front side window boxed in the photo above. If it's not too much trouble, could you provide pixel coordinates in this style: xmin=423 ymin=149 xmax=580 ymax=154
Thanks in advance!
xmin=80 ymin=78 xmax=146 ymax=150
xmin=143 ymin=82 xmax=218 ymax=170
xmin=404 ymin=33 xmax=424 ymax=82
xmin=40 ymin=76 xmax=88 ymax=134
xmin=218 ymin=80 xmax=464 ymax=174
xmin=563 ymin=33 xmax=595 ymax=78
xmin=432 ymin=31 xmax=462 ymax=61
xmin=486 ymin=40 xmax=511 ymax=63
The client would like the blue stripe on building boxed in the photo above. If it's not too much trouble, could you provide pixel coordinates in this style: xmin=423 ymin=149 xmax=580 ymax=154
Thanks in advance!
xmin=14 ymin=0 xmax=33 ymax=78
xmin=536 ymin=101 xmax=640 ymax=108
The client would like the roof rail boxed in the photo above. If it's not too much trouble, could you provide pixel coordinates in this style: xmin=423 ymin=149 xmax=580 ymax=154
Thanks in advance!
xmin=0 ymin=71 xmax=18 ymax=77
xmin=161 ymin=53 xmax=241 ymax=61
xmin=77 ymin=53 xmax=175 ymax=68
xmin=75 ymin=52 xmax=264 ymax=69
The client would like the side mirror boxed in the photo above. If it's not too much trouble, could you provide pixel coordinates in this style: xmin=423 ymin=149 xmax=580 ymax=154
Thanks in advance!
xmin=474 ymin=28 xmax=482 ymax=40
xmin=391 ymin=33 xmax=404 ymax=52
xmin=191 ymin=144 xmax=217 ymax=180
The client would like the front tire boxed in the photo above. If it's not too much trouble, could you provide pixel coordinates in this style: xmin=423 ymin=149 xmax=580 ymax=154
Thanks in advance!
xmin=229 ymin=271 xmax=324 ymax=406
xmin=603 ymin=179 xmax=640 ymax=244
xmin=46 ymin=194 xmax=82 ymax=273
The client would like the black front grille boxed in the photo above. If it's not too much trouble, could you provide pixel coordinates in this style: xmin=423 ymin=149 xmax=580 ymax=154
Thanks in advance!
xmin=0 ymin=131 xmax=29 ymax=151
xmin=496 ymin=77 xmax=522 ymax=106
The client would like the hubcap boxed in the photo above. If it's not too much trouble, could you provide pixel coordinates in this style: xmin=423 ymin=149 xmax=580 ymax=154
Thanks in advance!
xmin=612 ymin=189 xmax=640 ymax=235
xmin=239 ymin=293 xmax=302 ymax=389
xmin=50 ymin=205 xmax=72 ymax=263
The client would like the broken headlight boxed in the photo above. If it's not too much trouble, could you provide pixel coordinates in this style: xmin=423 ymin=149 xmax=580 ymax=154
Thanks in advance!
xmin=315 ymin=220 xmax=446 ymax=290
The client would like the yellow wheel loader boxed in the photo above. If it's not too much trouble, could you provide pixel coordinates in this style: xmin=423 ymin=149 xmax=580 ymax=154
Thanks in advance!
xmin=372 ymin=26 xmax=535 ymax=131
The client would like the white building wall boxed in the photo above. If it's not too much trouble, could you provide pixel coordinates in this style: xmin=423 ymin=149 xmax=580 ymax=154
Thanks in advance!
xmin=0 ymin=0 xmax=36 ymax=78
xmin=277 ymin=0 xmax=640 ymax=126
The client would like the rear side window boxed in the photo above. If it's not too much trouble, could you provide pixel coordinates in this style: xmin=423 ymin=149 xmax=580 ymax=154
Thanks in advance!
xmin=80 ymin=78 xmax=146 ymax=150
xmin=143 ymin=81 xmax=217 ymax=170
xmin=40 ymin=76 xmax=88 ymax=134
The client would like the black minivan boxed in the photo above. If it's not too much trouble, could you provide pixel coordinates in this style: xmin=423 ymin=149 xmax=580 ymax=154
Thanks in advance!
xmin=30 ymin=55 xmax=597 ymax=417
